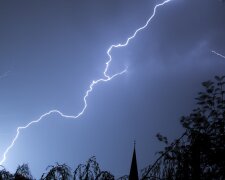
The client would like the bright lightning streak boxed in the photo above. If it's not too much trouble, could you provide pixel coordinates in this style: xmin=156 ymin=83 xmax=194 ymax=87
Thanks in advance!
xmin=212 ymin=50 xmax=225 ymax=59
xmin=0 ymin=0 xmax=172 ymax=165
xmin=104 ymin=0 xmax=172 ymax=78
xmin=0 ymin=70 xmax=127 ymax=165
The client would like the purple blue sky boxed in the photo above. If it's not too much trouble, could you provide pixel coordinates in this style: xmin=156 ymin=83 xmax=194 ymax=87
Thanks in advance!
xmin=0 ymin=0 xmax=225 ymax=178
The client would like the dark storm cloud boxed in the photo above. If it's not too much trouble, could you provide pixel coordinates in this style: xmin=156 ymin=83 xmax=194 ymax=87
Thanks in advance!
xmin=134 ymin=0 xmax=225 ymax=64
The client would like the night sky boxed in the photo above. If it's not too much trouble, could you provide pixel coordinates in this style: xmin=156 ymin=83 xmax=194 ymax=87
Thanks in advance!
xmin=0 ymin=0 xmax=225 ymax=178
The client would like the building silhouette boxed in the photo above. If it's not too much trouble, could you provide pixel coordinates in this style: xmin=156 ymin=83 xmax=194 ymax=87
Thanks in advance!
xmin=129 ymin=142 xmax=139 ymax=180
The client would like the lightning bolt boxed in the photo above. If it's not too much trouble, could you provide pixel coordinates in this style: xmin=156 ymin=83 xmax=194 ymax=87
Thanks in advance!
xmin=0 ymin=0 xmax=172 ymax=165
xmin=212 ymin=50 xmax=225 ymax=59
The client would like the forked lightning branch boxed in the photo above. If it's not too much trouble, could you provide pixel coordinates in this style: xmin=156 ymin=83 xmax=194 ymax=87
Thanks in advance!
xmin=0 ymin=0 xmax=172 ymax=165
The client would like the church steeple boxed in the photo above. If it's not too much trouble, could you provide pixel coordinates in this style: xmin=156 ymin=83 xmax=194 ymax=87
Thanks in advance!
xmin=129 ymin=141 xmax=139 ymax=180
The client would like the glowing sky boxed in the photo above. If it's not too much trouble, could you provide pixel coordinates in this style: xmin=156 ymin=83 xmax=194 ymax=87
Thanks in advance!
xmin=0 ymin=0 xmax=225 ymax=178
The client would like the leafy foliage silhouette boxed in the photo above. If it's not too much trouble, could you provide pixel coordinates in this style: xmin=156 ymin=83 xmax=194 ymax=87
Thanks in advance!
xmin=141 ymin=75 xmax=225 ymax=180
xmin=41 ymin=163 xmax=71 ymax=180
xmin=0 ymin=166 xmax=13 ymax=180
xmin=14 ymin=164 xmax=33 ymax=180
xmin=74 ymin=156 xmax=114 ymax=180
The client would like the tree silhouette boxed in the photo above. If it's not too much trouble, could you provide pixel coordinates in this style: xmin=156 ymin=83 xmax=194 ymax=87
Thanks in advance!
xmin=141 ymin=75 xmax=225 ymax=179
xmin=0 ymin=166 xmax=13 ymax=180
xmin=95 ymin=171 xmax=114 ymax=180
xmin=74 ymin=156 xmax=114 ymax=180
xmin=41 ymin=163 xmax=71 ymax=180
xmin=14 ymin=164 xmax=33 ymax=180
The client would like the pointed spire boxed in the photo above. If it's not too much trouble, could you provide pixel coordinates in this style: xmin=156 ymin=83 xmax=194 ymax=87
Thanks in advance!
xmin=129 ymin=141 xmax=139 ymax=180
